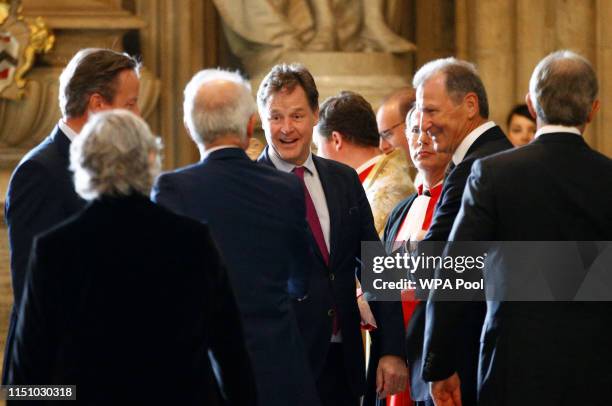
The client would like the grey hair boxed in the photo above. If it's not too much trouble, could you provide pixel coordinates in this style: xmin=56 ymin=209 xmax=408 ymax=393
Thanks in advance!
xmin=70 ymin=110 xmax=162 ymax=200
xmin=529 ymin=50 xmax=598 ymax=126
xmin=183 ymin=69 xmax=256 ymax=146
xmin=413 ymin=57 xmax=489 ymax=118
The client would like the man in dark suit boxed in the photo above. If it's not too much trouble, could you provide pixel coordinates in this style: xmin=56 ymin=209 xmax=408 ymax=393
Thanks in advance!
xmin=256 ymin=63 xmax=407 ymax=406
xmin=3 ymin=48 xmax=141 ymax=382
xmin=429 ymin=50 xmax=612 ymax=406
xmin=7 ymin=109 xmax=256 ymax=404
xmin=410 ymin=58 xmax=512 ymax=406
xmin=151 ymin=69 xmax=319 ymax=406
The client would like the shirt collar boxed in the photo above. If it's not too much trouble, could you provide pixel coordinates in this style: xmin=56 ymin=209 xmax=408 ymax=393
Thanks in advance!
xmin=58 ymin=119 xmax=79 ymax=142
xmin=356 ymin=155 xmax=381 ymax=175
xmin=452 ymin=121 xmax=496 ymax=165
xmin=268 ymin=145 xmax=316 ymax=175
xmin=535 ymin=125 xmax=581 ymax=139
xmin=201 ymin=145 xmax=241 ymax=160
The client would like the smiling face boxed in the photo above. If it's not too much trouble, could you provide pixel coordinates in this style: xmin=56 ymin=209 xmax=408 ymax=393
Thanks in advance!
xmin=417 ymin=73 xmax=470 ymax=154
xmin=260 ymin=85 xmax=318 ymax=165
xmin=406 ymin=109 xmax=451 ymax=176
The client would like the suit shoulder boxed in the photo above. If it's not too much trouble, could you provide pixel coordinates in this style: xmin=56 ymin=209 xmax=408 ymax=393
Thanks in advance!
xmin=314 ymin=155 xmax=357 ymax=178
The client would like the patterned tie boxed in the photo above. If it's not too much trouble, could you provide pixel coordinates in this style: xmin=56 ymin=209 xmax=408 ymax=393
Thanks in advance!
xmin=293 ymin=166 xmax=330 ymax=265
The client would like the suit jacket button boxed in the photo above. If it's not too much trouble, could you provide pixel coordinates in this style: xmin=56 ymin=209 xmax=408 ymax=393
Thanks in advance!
xmin=329 ymin=273 xmax=335 ymax=281
xmin=327 ymin=309 xmax=335 ymax=317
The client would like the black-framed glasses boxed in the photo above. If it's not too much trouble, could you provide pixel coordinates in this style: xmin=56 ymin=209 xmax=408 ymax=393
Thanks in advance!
xmin=379 ymin=122 xmax=405 ymax=140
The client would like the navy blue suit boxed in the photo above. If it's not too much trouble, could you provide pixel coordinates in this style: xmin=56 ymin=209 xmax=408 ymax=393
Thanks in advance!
xmin=435 ymin=132 xmax=612 ymax=406
xmin=421 ymin=125 xmax=512 ymax=406
xmin=258 ymin=147 xmax=405 ymax=400
xmin=152 ymin=147 xmax=319 ymax=406
xmin=3 ymin=126 xmax=86 ymax=382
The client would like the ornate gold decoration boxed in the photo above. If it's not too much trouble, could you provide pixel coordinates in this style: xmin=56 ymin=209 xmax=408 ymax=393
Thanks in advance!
xmin=14 ymin=17 xmax=54 ymax=89
xmin=0 ymin=1 xmax=10 ymax=26
xmin=0 ymin=0 xmax=54 ymax=99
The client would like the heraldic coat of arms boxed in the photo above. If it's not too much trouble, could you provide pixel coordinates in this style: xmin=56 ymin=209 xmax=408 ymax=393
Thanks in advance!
xmin=0 ymin=0 xmax=54 ymax=100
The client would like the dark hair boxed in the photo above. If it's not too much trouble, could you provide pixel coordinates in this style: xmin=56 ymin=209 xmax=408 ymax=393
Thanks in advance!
xmin=59 ymin=48 xmax=141 ymax=118
xmin=380 ymin=87 xmax=416 ymax=119
xmin=318 ymin=91 xmax=379 ymax=148
xmin=506 ymin=104 xmax=534 ymax=127
xmin=256 ymin=63 xmax=319 ymax=112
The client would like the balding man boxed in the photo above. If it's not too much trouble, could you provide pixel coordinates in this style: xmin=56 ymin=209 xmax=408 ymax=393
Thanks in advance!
xmin=427 ymin=50 xmax=612 ymax=406
xmin=152 ymin=69 xmax=319 ymax=406
xmin=377 ymin=87 xmax=415 ymax=157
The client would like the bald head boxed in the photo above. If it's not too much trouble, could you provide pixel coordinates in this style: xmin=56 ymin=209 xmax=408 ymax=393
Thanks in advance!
xmin=183 ymin=69 xmax=256 ymax=147
xmin=528 ymin=50 xmax=598 ymax=126
xmin=376 ymin=87 xmax=415 ymax=155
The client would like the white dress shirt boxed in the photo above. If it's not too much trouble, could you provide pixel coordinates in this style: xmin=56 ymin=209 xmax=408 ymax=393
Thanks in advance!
xmin=535 ymin=125 xmax=581 ymax=138
xmin=58 ymin=120 xmax=79 ymax=142
xmin=452 ymin=121 xmax=496 ymax=165
xmin=268 ymin=147 xmax=331 ymax=252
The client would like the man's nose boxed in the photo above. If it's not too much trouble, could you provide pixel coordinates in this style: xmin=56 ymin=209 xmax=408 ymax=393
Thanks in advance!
xmin=379 ymin=137 xmax=393 ymax=154
xmin=281 ymin=117 xmax=294 ymax=133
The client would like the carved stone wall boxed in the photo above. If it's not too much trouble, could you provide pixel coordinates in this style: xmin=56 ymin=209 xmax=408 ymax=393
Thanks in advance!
xmin=456 ymin=0 xmax=611 ymax=157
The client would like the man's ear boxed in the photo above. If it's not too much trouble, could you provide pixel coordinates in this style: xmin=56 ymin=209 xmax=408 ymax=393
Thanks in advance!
xmin=464 ymin=92 xmax=479 ymax=119
xmin=88 ymin=93 xmax=107 ymax=113
xmin=331 ymin=131 xmax=344 ymax=151
xmin=525 ymin=93 xmax=538 ymax=120
xmin=586 ymin=99 xmax=600 ymax=124
xmin=246 ymin=113 xmax=257 ymax=139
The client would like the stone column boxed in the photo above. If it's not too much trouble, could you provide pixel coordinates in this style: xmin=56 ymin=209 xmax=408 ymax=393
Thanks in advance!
xmin=136 ymin=0 xmax=205 ymax=168
xmin=457 ymin=0 xmax=515 ymax=126
xmin=455 ymin=0 xmax=610 ymax=157
xmin=596 ymin=0 xmax=612 ymax=155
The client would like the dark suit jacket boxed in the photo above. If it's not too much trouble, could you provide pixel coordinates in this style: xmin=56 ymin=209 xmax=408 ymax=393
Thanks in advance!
xmin=7 ymin=194 xmax=255 ymax=405
xmin=258 ymin=147 xmax=405 ymax=398
xmin=152 ymin=148 xmax=319 ymax=406
xmin=3 ymin=126 xmax=86 ymax=383
xmin=421 ymin=125 xmax=512 ymax=405
xmin=440 ymin=132 xmax=612 ymax=406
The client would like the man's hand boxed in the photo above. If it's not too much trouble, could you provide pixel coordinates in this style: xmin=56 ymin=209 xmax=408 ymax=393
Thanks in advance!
xmin=430 ymin=372 xmax=462 ymax=406
xmin=376 ymin=355 xmax=408 ymax=398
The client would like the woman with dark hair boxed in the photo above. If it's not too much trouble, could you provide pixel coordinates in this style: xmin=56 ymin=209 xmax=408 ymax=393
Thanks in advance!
xmin=506 ymin=103 xmax=536 ymax=147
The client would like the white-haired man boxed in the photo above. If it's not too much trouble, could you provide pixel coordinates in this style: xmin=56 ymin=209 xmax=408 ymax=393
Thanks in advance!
xmin=427 ymin=50 xmax=612 ymax=406
xmin=3 ymin=48 xmax=141 ymax=383
xmin=151 ymin=69 xmax=320 ymax=406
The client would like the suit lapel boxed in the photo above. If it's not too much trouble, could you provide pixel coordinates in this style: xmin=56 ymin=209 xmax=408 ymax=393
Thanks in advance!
xmin=312 ymin=155 xmax=340 ymax=268
xmin=258 ymin=147 xmax=332 ymax=267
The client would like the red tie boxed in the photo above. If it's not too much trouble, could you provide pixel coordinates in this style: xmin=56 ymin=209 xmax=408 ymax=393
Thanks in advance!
xmin=293 ymin=166 xmax=329 ymax=265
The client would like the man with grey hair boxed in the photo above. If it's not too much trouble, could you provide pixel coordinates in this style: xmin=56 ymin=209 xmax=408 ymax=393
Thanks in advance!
xmin=3 ymin=47 xmax=141 ymax=383
xmin=411 ymin=57 xmax=512 ymax=406
xmin=427 ymin=50 xmax=612 ymax=406
xmin=152 ymin=69 xmax=320 ymax=406
xmin=8 ymin=110 xmax=256 ymax=404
